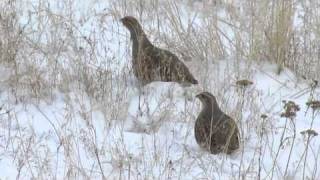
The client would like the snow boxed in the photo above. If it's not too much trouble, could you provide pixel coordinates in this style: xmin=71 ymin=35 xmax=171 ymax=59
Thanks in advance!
xmin=1 ymin=0 xmax=320 ymax=179
xmin=1 ymin=58 xmax=319 ymax=179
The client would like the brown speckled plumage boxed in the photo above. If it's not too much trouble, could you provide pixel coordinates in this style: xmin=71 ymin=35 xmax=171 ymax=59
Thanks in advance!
xmin=121 ymin=16 xmax=198 ymax=86
xmin=195 ymin=92 xmax=240 ymax=154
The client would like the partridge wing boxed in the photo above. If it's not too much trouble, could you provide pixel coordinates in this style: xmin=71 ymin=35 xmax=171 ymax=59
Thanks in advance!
xmin=167 ymin=52 xmax=197 ymax=84
xmin=149 ymin=47 xmax=197 ymax=84
xmin=220 ymin=116 xmax=240 ymax=151
xmin=195 ymin=117 xmax=212 ymax=148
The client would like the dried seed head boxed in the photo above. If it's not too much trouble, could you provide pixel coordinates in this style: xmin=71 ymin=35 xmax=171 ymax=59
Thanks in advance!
xmin=236 ymin=79 xmax=253 ymax=87
xmin=280 ymin=101 xmax=300 ymax=118
xmin=261 ymin=114 xmax=268 ymax=119
xmin=311 ymin=79 xmax=318 ymax=88
xmin=306 ymin=100 xmax=320 ymax=110
xmin=300 ymin=129 xmax=318 ymax=137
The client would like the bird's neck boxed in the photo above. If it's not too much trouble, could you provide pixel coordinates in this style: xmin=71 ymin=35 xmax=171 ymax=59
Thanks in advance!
xmin=201 ymin=101 xmax=221 ymax=119
xmin=130 ymin=28 xmax=152 ymax=58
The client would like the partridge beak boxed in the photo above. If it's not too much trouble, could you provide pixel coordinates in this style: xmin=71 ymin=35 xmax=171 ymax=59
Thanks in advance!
xmin=195 ymin=94 xmax=201 ymax=98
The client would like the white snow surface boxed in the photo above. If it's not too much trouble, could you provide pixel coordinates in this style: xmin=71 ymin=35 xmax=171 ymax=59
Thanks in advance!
xmin=0 ymin=0 xmax=320 ymax=180
xmin=1 ymin=59 xmax=319 ymax=179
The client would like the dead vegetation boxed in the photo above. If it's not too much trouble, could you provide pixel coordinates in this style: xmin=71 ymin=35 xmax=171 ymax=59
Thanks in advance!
xmin=0 ymin=0 xmax=320 ymax=179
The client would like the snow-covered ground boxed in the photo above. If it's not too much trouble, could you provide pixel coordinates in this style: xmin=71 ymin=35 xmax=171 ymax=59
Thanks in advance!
xmin=0 ymin=0 xmax=320 ymax=179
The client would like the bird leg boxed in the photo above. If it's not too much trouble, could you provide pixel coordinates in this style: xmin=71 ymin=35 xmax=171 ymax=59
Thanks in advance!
xmin=136 ymin=82 xmax=146 ymax=116
xmin=137 ymin=84 xmax=143 ymax=116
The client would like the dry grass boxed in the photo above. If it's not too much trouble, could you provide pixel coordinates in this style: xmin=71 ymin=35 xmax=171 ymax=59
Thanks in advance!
xmin=0 ymin=0 xmax=320 ymax=179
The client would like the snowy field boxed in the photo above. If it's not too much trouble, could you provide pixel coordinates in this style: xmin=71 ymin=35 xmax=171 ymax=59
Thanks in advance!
xmin=0 ymin=0 xmax=320 ymax=179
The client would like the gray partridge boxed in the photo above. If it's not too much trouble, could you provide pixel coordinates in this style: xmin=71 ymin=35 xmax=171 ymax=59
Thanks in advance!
xmin=121 ymin=16 xmax=198 ymax=86
xmin=195 ymin=92 xmax=240 ymax=154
